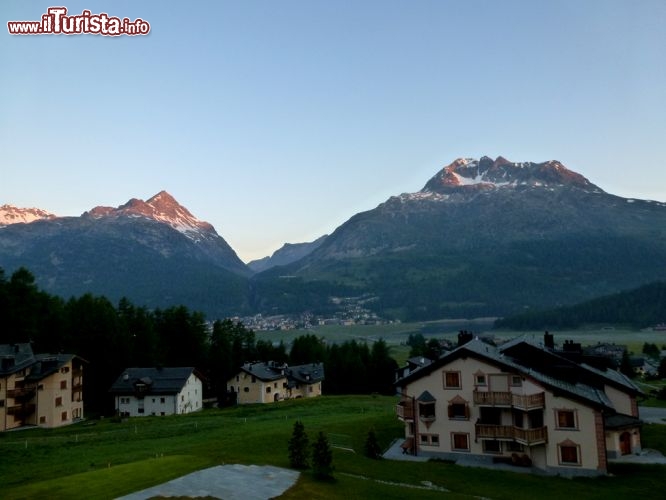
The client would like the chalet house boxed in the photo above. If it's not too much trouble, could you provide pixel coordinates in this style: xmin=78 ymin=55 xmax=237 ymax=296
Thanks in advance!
xmin=109 ymin=367 xmax=203 ymax=417
xmin=228 ymin=361 xmax=324 ymax=404
xmin=394 ymin=334 xmax=643 ymax=476
xmin=1 ymin=343 xmax=85 ymax=431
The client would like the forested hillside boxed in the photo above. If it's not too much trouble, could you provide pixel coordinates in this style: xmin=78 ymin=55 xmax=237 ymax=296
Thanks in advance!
xmin=494 ymin=281 xmax=666 ymax=330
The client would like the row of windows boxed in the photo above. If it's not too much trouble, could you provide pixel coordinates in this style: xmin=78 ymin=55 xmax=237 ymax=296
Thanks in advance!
xmin=266 ymin=385 xmax=315 ymax=394
xmin=421 ymin=400 xmax=575 ymax=429
xmin=1 ymin=381 xmax=69 ymax=392
xmin=419 ymin=388 xmax=577 ymax=430
xmin=38 ymin=410 xmax=72 ymax=424
xmin=444 ymin=371 xmax=523 ymax=389
xmin=430 ymin=433 xmax=581 ymax=465
xmin=119 ymin=397 xmax=168 ymax=405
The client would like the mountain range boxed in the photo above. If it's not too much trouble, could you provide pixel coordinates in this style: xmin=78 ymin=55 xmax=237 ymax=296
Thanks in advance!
xmin=3 ymin=156 xmax=666 ymax=321
xmin=252 ymin=156 xmax=666 ymax=319
xmin=0 ymin=191 xmax=250 ymax=316
xmin=247 ymin=235 xmax=328 ymax=273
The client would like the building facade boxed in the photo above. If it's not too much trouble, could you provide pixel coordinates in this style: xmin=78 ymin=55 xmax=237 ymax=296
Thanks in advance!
xmin=1 ymin=344 xmax=85 ymax=431
xmin=109 ymin=367 xmax=203 ymax=417
xmin=395 ymin=335 xmax=642 ymax=476
xmin=228 ymin=361 xmax=324 ymax=405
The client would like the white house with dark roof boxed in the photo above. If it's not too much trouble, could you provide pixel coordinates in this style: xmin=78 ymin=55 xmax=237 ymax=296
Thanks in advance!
xmin=228 ymin=361 xmax=325 ymax=404
xmin=394 ymin=334 xmax=643 ymax=476
xmin=109 ymin=367 xmax=203 ymax=417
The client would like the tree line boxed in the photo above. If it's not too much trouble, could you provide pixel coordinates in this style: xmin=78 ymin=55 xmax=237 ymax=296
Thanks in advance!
xmin=0 ymin=267 xmax=397 ymax=415
xmin=494 ymin=281 xmax=666 ymax=330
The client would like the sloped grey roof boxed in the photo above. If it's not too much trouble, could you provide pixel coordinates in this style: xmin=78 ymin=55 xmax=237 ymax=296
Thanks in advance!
xmin=498 ymin=335 xmax=642 ymax=395
xmin=417 ymin=390 xmax=436 ymax=402
xmin=109 ymin=367 xmax=196 ymax=395
xmin=239 ymin=362 xmax=325 ymax=385
xmin=240 ymin=362 xmax=287 ymax=382
xmin=26 ymin=354 xmax=79 ymax=381
xmin=605 ymin=413 xmax=642 ymax=429
xmin=287 ymin=363 xmax=325 ymax=384
xmin=0 ymin=343 xmax=35 ymax=375
xmin=408 ymin=356 xmax=433 ymax=368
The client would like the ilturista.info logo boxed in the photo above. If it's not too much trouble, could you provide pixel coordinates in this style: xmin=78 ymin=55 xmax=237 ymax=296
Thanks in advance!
xmin=7 ymin=7 xmax=150 ymax=36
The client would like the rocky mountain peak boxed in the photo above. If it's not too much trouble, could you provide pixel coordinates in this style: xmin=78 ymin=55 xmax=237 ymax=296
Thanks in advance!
xmin=85 ymin=191 xmax=217 ymax=240
xmin=0 ymin=204 xmax=57 ymax=226
xmin=421 ymin=156 xmax=599 ymax=195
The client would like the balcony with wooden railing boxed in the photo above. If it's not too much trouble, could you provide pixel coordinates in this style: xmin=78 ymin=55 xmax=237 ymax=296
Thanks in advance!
xmin=7 ymin=403 xmax=36 ymax=418
xmin=473 ymin=391 xmax=545 ymax=410
xmin=512 ymin=392 xmax=545 ymax=410
xmin=475 ymin=423 xmax=548 ymax=446
xmin=7 ymin=386 xmax=37 ymax=402
xmin=396 ymin=401 xmax=414 ymax=421
xmin=473 ymin=391 xmax=511 ymax=406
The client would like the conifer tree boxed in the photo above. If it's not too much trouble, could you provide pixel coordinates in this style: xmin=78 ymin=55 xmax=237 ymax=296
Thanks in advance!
xmin=288 ymin=420 xmax=309 ymax=469
xmin=364 ymin=428 xmax=382 ymax=459
xmin=620 ymin=350 xmax=636 ymax=378
xmin=311 ymin=431 xmax=334 ymax=479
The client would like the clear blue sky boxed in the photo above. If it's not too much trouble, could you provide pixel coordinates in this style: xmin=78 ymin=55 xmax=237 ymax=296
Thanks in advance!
xmin=2 ymin=1 xmax=665 ymax=262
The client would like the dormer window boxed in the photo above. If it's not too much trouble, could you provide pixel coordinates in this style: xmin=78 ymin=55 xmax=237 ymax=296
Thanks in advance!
xmin=417 ymin=390 xmax=436 ymax=422
xmin=420 ymin=402 xmax=436 ymax=421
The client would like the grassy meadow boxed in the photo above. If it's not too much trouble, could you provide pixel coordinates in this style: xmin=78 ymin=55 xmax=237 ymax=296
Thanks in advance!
xmin=2 ymin=395 xmax=666 ymax=499
xmin=256 ymin=320 xmax=666 ymax=364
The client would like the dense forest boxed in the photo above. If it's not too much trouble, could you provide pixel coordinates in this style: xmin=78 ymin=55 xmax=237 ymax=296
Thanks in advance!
xmin=0 ymin=267 xmax=398 ymax=415
xmin=495 ymin=281 xmax=666 ymax=330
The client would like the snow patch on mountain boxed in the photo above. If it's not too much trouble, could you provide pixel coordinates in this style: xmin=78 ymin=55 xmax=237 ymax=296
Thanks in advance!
xmin=0 ymin=205 xmax=57 ymax=226
xmin=421 ymin=156 xmax=601 ymax=196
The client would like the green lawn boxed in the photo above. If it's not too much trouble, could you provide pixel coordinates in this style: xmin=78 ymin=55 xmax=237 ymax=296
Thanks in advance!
xmin=2 ymin=396 xmax=666 ymax=499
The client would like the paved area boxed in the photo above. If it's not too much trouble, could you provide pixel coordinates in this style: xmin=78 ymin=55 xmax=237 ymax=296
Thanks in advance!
xmin=116 ymin=464 xmax=300 ymax=500
xmin=639 ymin=406 xmax=666 ymax=424
xmin=609 ymin=448 xmax=666 ymax=464
xmin=384 ymin=434 xmax=666 ymax=470
xmin=383 ymin=439 xmax=429 ymax=462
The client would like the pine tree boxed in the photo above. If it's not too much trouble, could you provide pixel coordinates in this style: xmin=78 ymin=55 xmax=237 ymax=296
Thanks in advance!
xmin=288 ymin=420 xmax=309 ymax=469
xmin=620 ymin=350 xmax=636 ymax=379
xmin=311 ymin=431 xmax=334 ymax=479
xmin=364 ymin=428 xmax=382 ymax=459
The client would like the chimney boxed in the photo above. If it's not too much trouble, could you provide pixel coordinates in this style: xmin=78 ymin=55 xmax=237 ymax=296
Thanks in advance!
xmin=544 ymin=331 xmax=554 ymax=349
xmin=458 ymin=330 xmax=473 ymax=347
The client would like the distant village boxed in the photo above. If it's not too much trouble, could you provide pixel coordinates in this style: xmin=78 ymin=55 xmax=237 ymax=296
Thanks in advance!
xmin=235 ymin=294 xmax=397 ymax=331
